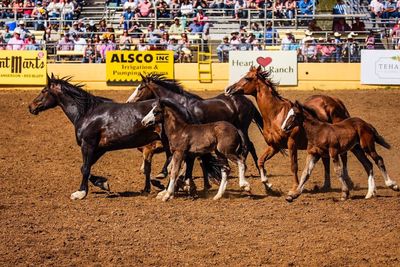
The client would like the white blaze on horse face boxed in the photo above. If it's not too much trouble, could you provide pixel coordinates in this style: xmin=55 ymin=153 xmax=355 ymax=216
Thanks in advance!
xmin=141 ymin=105 xmax=157 ymax=126
xmin=126 ymin=84 xmax=140 ymax=103
xmin=281 ymin=108 xmax=295 ymax=130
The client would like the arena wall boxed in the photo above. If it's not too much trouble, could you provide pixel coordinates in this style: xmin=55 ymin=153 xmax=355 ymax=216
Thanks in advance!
xmin=7 ymin=63 xmax=399 ymax=91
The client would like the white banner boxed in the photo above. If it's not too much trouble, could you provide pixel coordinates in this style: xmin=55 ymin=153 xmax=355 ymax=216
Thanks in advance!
xmin=361 ymin=50 xmax=400 ymax=85
xmin=229 ymin=51 xmax=297 ymax=85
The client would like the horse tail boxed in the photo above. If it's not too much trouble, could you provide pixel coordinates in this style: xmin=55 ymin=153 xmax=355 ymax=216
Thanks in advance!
xmin=370 ymin=124 xmax=391 ymax=149
xmin=200 ymin=154 xmax=222 ymax=181
xmin=251 ymin=103 xmax=264 ymax=133
xmin=236 ymin=129 xmax=248 ymax=158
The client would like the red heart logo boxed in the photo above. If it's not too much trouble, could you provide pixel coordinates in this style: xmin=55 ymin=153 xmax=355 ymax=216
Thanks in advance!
xmin=256 ymin=57 xmax=272 ymax=67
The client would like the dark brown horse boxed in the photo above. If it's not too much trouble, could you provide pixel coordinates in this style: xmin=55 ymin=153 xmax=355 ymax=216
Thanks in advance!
xmin=282 ymin=101 xmax=399 ymax=201
xmin=141 ymin=99 xmax=251 ymax=201
xmin=225 ymin=66 xmax=353 ymax=195
xmin=28 ymin=75 xmax=166 ymax=199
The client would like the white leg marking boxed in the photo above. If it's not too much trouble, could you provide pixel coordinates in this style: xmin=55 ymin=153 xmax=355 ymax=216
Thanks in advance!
xmin=298 ymin=155 xmax=317 ymax=192
xmin=70 ymin=190 xmax=87 ymax=200
xmin=281 ymin=108 xmax=295 ymax=130
xmin=365 ymin=174 xmax=377 ymax=199
xmin=156 ymin=189 xmax=167 ymax=199
xmin=126 ymin=84 xmax=140 ymax=103
xmin=238 ymin=160 xmax=251 ymax=191
xmin=214 ymin=169 xmax=228 ymax=200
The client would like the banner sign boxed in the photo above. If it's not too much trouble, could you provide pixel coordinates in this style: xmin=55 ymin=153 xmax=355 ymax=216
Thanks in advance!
xmin=361 ymin=50 xmax=400 ymax=85
xmin=0 ymin=50 xmax=47 ymax=85
xmin=229 ymin=51 xmax=297 ymax=85
xmin=106 ymin=51 xmax=174 ymax=82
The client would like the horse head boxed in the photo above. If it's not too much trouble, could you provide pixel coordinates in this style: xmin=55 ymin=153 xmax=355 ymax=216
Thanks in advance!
xmin=225 ymin=65 xmax=262 ymax=97
xmin=29 ymin=73 xmax=60 ymax=115
xmin=126 ymin=73 xmax=155 ymax=103
xmin=281 ymin=101 xmax=304 ymax=132
xmin=141 ymin=100 xmax=163 ymax=127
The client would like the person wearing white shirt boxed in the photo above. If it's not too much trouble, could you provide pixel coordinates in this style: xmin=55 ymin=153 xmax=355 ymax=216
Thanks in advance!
xmin=72 ymin=33 xmax=87 ymax=51
xmin=370 ymin=0 xmax=384 ymax=27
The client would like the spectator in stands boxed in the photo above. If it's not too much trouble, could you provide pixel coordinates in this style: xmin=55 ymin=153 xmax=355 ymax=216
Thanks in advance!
xmin=193 ymin=0 xmax=207 ymax=9
xmin=391 ymin=19 xmax=400 ymax=37
xmin=180 ymin=0 xmax=194 ymax=17
xmin=247 ymin=33 xmax=261 ymax=51
xmin=316 ymin=37 xmax=335 ymax=62
xmin=156 ymin=0 xmax=170 ymax=18
xmin=14 ymin=20 xmax=30 ymax=40
xmin=83 ymin=38 xmax=96 ymax=63
xmin=209 ymin=0 xmax=224 ymax=9
xmin=72 ymin=32 xmax=86 ymax=52
xmin=13 ymin=0 xmax=24 ymax=19
xmin=250 ymin=22 xmax=262 ymax=39
xmin=98 ymin=19 xmax=107 ymax=33
xmin=308 ymin=19 xmax=322 ymax=31
xmin=333 ymin=18 xmax=351 ymax=32
xmin=31 ymin=1 xmax=47 ymax=31
xmin=62 ymin=0 xmax=75 ymax=27
xmin=169 ymin=0 xmax=181 ymax=19
xmin=77 ymin=18 xmax=87 ymax=34
xmin=369 ymin=0 xmax=384 ymax=27
xmin=233 ymin=0 xmax=246 ymax=20
xmin=57 ymin=32 xmax=74 ymax=51
xmin=136 ymin=0 xmax=153 ymax=18
xmin=123 ymin=0 xmax=137 ymax=11
xmin=155 ymin=23 xmax=166 ymax=35
xmin=128 ymin=21 xmax=143 ymax=38
xmin=6 ymin=28 xmax=24 ymax=50
xmin=351 ymin=17 xmax=366 ymax=31
xmin=47 ymin=0 xmax=62 ymax=19
xmin=230 ymin=31 xmax=240 ymax=46
xmin=160 ymin=32 xmax=170 ymax=48
xmin=264 ymin=21 xmax=279 ymax=45
xmin=87 ymin=20 xmax=98 ymax=39
xmin=342 ymin=33 xmax=359 ymax=62
xmin=2 ymin=25 xmax=12 ymax=43
xmin=332 ymin=0 xmax=347 ymax=15
xmin=119 ymin=30 xmax=132 ymax=50
xmin=301 ymin=36 xmax=317 ymax=62
xmin=187 ymin=17 xmax=203 ymax=33
xmin=169 ymin=17 xmax=184 ymax=34
xmin=69 ymin=21 xmax=80 ymax=35
xmin=99 ymin=36 xmax=115 ymax=62
xmin=137 ymin=36 xmax=149 ymax=51
xmin=23 ymin=0 xmax=34 ymax=19
xmin=273 ymin=0 xmax=285 ymax=20
xmin=119 ymin=6 xmax=134 ymax=31
xmin=23 ymin=33 xmax=39 ymax=50
xmin=285 ymin=0 xmax=297 ymax=20
xmin=298 ymin=0 xmax=314 ymax=15
xmin=365 ymin=30 xmax=376 ymax=49
xmin=333 ymin=32 xmax=343 ymax=62
xmin=281 ymin=29 xmax=296 ymax=51
xmin=195 ymin=6 xmax=207 ymax=23
xmin=0 ymin=1 xmax=13 ymax=20
xmin=178 ymin=32 xmax=192 ymax=62
xmin=103 ymin=24 xmax=115 ymax=39
xmin=237 ymin=36 xmax=251 ymax=50
xmin=146 ymin=22 xmax=161 ymax=44
xmin=0 ymin=36 xmax=6 ymax=50
xmin=166 ymin=38 xmax=180 ymax=61
xmin=216 ymin=36 xmax=233 ymax=62
xmin=300 ymin=29 xmax=314 ymax=46
xmin=382 ymin=0 xmax=399 ymax=24
xmin=72 ymin=0 xmax=82 ymax=19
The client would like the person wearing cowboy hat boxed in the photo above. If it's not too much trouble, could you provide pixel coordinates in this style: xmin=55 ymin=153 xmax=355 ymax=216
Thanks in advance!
xmin=14 ymin=20 xmax=30 ymax=40
xmin=316 ymin=36 xmax=335 ymax=63
xmin=342 ymin=32 xmax=359 ymax=62
xmin=300 ymin=29 xmax=315 ymax=46
xmin=301 ymin=36 xmax=317 ymax=62
xmin=6 ymin=28 xmax=24 ymax=50
xmin=119 ymin=5 xmax=134 ymax=31
xmin=281 ymin=29 xmax=296 ymax=51
xmin=332 ymin=32 xmax=343 ymax=62
xmin=168 ymin=17 xmax=184 ymax=35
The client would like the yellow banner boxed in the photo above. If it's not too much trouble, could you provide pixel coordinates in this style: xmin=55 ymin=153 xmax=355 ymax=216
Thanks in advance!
xmin=0 ymin=50 xmax=47 ymax=85
xmin=106 ymin=51 xmax=174 ymax=82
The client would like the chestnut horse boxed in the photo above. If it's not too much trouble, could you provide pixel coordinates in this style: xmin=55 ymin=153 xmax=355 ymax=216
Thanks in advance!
xmin=141 ymin=99 xmax=251 ymax=201
xmin=225 ymin=66 xmax=353 ymax=195
xmin=282 ymin=101 xmax=399 ymax=201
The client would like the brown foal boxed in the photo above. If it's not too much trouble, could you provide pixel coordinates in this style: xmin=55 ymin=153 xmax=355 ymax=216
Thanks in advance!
xmin=282 ymin=101 xmax=399 ymax=201
xmin=225 ymin=66 xmax=352 ymax=195
xmin=141 ymin=99 xmax=251 ymax=201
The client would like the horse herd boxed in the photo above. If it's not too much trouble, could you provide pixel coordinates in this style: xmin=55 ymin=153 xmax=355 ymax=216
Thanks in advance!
xmin=28 ymin=66 xmax=399 ymax=202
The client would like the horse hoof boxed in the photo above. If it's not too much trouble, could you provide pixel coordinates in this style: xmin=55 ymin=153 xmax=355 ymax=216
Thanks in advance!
xmin=70 ymin=190 xmax=87 ymax=200
xmin=154 ymin=172 xmax=167 ymax=179
xmin=241 ymin=185 xmax=251 ymax=192
xmin=156 ymin=190 xmax=167 ymax=199
xmin=285 ymin=195 xmax=294 ymax=203
xmin=150 ymin=179 xmax=165 ymax=190
xmin=162 ymin=192 xmax=173 ymax=202
xmin=365 ymin=191 xmax=377 ymax=199
xmin=100 ymin=181 xmax=110 ymax=191
xmin=389 ymin=184 xmax=399 ymax=191
xmin=320 ymin=185 xmax=331 ymax=192
xmin=263 ymin=182 xmax=273 ymax=189
xmin=213 ymin=194 xmax=222 ymax=201
xmin=140 ymin=189 xmax=151 ymax=196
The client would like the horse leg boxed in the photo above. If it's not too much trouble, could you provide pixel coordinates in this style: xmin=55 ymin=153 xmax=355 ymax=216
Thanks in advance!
xmin=71 ymin=141 xmax=96 ymax=200
xmin=288 ymin=138 xmax=299 ymax=195
xmin=351 ymin=147 xmax=376 ymax=199
xmin=332 ymin=156 xmax=350 ymax=201
xmin=182 ymin=156 xmax=198 ymax=198
xmin=340 ymin=152 xmax=354 ymax=190
xmin=213 ymin=164 xmax=230 ymax=201
xmin=321 ymin=157 xmax=331 ymax=191
xmin=156 ymin=154 xmax=172 ymax=179
xmin=242 ymin=129 xmax=259 ymax=173
xmin=286 ymin=154 xmax=320 ymax=202
xmin=227 ymin=153 xmax=250 ymax=192
xmin=87 ymin=150 xmax=110 ymax=191
xmin=367 ymin=150 xmax=399 ymax=191
xmin=159 ymin=151 xmax=184 ymax=202
xmin=258 ymin=146 xmax=277 ymax=190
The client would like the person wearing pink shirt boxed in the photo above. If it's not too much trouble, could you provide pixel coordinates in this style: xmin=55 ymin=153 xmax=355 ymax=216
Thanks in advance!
xmin=136 ymin=0 xmax=153 ymax=18
xmin=6 ymin=29 xmax=24 ymax=50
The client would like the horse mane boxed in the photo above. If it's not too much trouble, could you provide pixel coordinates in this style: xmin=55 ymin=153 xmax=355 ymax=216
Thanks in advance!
xmin=160 ymin=98 xmax=200 ymax=124
xmin=146 ymin=73 xmax=203 ymax=100
xmin=298 ymin=102 xmax=319 ymax=120
xmin=50 ymin=76 xmax=113 ymax=116
xmin=257 ymin=70 xmax=283 ymax=100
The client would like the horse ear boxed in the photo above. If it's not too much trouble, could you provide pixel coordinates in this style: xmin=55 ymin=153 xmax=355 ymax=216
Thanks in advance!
xmin=140 ymin=73 xmax=146 ymax=83
xmin=51 ymin=72 xmax=55 ymax=79
xmin=47 ymin=73 xmax=51 ymax=84
xmin=257 ymin=65 xmax=262 ymax=72
xmin=294 ymin=101 xmax=303 ymax=111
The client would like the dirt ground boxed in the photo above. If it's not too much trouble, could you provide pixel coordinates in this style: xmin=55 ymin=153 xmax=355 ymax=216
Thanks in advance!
xmin=1 ymin=89 xmax=400 ymax=266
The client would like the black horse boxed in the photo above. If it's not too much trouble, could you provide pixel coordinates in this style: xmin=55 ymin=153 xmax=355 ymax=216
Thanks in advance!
xmin=28 ymin=74 xmax=168 ymax=200
xmin=126 ymin=73 xmax=264 ymax=175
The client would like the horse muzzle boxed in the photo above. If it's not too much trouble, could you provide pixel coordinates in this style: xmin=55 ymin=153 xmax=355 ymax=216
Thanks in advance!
xmin=224 ymin=85 xmax=242 ymax=96
xmin=28 ymin=103 xmax=40 ymax=115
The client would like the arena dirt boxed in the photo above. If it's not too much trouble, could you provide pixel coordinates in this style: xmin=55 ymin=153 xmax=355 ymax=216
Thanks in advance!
xmin=1 ymin=89 xmax=399 ymax=266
